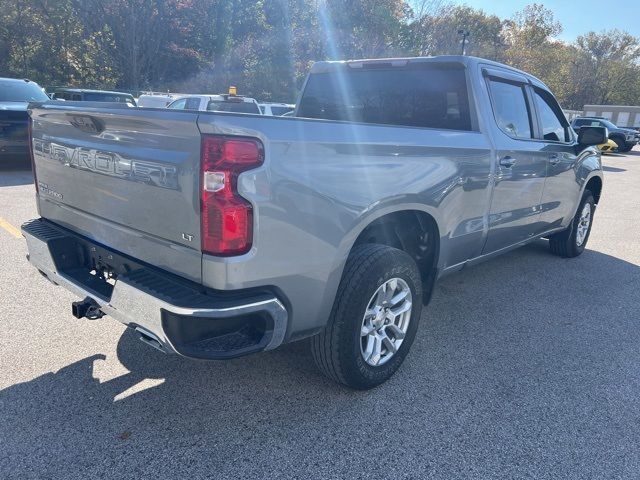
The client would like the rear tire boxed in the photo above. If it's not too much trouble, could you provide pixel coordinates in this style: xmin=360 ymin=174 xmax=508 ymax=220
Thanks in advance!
xmin=549 ymin=190 xmax=595 ymax=258
xmin=311 ymin=244 xmax=423 ymax=389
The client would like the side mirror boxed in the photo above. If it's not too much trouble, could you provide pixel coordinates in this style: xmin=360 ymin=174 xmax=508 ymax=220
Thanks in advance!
xmin=578 ymin=126 xmax=608 ymax=146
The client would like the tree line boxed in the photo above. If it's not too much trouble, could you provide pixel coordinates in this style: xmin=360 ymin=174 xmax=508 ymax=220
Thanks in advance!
xmin=1 ymin=0 xmax=639 ymax=108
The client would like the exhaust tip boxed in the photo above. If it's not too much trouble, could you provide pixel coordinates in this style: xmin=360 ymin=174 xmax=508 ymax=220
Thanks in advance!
xmin=135 ymin=327 xmax=166 ymax=353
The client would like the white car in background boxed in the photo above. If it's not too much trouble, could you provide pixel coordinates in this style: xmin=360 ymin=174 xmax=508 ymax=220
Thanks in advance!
xmin=167 ymin=94 xmax=261 ymax=114
xmin=259 ymin=102 xmax=295 ymax=116
xmin=137 ymin=92 xmax=186 ymax=108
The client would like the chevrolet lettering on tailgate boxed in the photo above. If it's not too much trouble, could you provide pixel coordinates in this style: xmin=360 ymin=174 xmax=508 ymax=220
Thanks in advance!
xmin=33 ymin=138 xmax=178 ymax=189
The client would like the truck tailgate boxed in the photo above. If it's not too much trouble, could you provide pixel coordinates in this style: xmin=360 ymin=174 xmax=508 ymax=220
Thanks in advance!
xmin=30 ymin=103 xmax=203 ymax=282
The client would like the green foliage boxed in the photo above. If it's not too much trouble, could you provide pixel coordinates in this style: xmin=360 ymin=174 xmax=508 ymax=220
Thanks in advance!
xmin=407 ymin=4 xmax=504 ymax=60
xmin=575 ymin=30 xmax=640 ymax=105
xmin=0 ymin=0 xmax=639 ymax=107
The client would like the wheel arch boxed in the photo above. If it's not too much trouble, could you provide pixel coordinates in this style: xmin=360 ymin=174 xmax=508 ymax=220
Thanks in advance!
xmin=339 ymin=206 xmax=443 ymax=304
xmin=585 ymin=175 xmax=603 ymax=204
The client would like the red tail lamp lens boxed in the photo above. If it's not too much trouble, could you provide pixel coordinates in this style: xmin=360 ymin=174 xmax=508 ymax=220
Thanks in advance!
xmin=200 ymin=135 xmax=263 ymax=256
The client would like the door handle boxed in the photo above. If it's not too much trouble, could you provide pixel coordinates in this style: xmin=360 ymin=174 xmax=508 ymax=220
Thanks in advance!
xmin=549 ymin=153 xmax=560 ymax=165
xmin=499 ymin=156 xmax=516 ymax=168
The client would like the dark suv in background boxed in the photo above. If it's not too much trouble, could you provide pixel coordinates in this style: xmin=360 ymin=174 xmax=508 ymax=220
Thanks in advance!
xmin=571 ymin=117 xmax=639 ymax=152
xmin=0 ymin=77 xmax=49 ymax=167
xmin=51 ymin=88 xmax=136 ymax=107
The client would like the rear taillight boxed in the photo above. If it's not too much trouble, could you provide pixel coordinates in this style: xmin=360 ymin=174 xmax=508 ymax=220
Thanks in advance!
xmin=200 ymin=135 xmax=264 ymax=256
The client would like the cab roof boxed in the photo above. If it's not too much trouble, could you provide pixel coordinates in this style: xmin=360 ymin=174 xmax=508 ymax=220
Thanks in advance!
xmin=310 ymin=55 xmax=550 ymax=91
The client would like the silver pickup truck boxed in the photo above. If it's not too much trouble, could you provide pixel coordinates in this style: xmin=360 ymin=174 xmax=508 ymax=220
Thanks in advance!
xmin=23 ymin=56 xmax=606 ymax=389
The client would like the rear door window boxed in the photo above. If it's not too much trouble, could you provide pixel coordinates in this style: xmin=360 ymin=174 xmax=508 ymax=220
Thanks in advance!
xmin=297 ymin=64 xmax=472 ymax=130
xmin=488 ymin=79 xmax=533 ymax=139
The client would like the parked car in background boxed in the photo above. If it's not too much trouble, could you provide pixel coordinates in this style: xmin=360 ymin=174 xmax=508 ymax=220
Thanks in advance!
xmin=583 ymin=104 xmax=640 ymax=130
xmin=137 ymin=92 xmax=183 ymax=108
xmin=562 ymin=109 xmax=582 ymax=123
xmin=24 ymin=55 xmax=606 ymax=389
xmin=167 ymin=93 xmax=261 ymax=114
xmin=0 ymin=77 xmax=49 ymax=167
xmin=571 ymin=117 xmax=638 ymax=152
xmin=259 ymin=102 xmax=295 ymax=116
xmin=51 ymin=88 xmax=136 ymax=107
xmin=597 ymin=138 xmax=618 ymax=154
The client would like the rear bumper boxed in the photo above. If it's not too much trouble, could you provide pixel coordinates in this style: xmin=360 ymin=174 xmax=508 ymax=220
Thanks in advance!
xmin=22 ymin=218 xmax=288 ymax=359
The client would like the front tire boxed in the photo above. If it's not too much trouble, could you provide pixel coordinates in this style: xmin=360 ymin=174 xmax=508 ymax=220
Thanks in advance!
xmin=311 ymin=244 xmax=423 ymax=389
xmin=549 ymin=190 xmax=595 ymax=258
xmin=612 ymin=137 xmax=627 ymax=152
xmin=618 ymin=144 xmax=632 ymax=153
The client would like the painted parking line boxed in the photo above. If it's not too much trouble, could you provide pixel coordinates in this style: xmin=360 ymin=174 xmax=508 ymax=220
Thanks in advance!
xmin=0 ymin=217 xmax=22 ymax=239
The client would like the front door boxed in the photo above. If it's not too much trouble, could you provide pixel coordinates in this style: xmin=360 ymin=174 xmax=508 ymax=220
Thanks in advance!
xmin=482 ymin=73 xmax=548 ymax=254
xmin=530 ymin=86 xmax=581 ymax=231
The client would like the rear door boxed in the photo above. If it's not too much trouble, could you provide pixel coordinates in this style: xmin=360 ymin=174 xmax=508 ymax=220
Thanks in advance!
xmin=31 ymin=103 xmax=204 ymax=281
xmin=482 ymin=68 xmax=548 ymax=253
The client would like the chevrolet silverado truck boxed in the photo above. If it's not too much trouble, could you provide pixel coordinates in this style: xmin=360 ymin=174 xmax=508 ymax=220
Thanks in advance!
xmin=23 ymin=56 xmax=606 ymax=389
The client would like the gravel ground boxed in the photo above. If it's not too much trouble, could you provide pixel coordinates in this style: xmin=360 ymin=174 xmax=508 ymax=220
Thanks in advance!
xmin=1 ymin=152 xmax=639 ymax=479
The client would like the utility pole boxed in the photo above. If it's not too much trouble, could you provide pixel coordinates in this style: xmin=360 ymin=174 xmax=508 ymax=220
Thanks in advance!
xmin=458 ymin=29 xmax=470 ymax=55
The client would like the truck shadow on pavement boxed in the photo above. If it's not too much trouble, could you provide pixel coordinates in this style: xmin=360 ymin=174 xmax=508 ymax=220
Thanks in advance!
xmin=602 ymin=165 xmax=626 ymax=173
xmin=2 ymin=241 xmax=640 ymax=477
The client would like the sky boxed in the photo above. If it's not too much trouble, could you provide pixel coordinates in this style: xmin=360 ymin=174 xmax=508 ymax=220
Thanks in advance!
xmin=444 ymin=0 xmax=640 ymax=41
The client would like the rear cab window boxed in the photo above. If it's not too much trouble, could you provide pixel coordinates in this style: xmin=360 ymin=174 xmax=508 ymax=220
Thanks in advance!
xmin=297 ymin=63 xmax=473 ymax=131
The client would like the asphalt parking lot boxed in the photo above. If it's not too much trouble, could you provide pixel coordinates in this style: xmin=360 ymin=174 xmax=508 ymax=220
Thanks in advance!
xmin=1 ymin=152 xmax=639 ymax=479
